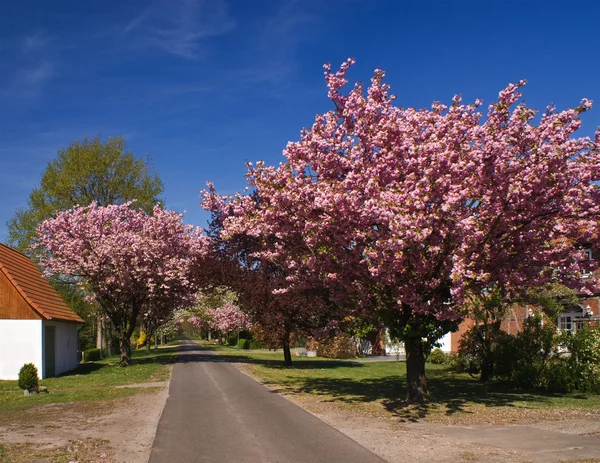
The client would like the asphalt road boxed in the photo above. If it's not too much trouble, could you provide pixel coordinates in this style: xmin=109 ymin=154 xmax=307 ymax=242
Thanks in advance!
xmin=149 ymin=339 xmax=386 ymax=463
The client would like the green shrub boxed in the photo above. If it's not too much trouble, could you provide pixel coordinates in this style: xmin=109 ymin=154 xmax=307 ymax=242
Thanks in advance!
xmin=542 ymin=358 xmax=575 ymax=393
xmin=237 ymin=338 xmax=250 ymax=350
xmin=557 ymin=325 xmax=600 ymax=393
xmin=227 ymin=333 xmax=238 ymax=347
xmin=248 ymin=339 xmax=265 ymax=349
xmin=511 ymin=315 xmax=555 ymax=389
xmin=18 ymin=363 xmax=39 ymax=390
xmin=84 ymin=348 xmax=101 ymax=362
xmin=428 ymin=348 xmax=447 ymax=365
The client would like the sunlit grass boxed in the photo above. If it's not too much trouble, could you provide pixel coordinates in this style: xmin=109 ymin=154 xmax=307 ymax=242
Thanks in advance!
xmin=0 ymin=343 xmax=178 ymax=414
xmin=197 ymin=340 xmax=600 ymax=423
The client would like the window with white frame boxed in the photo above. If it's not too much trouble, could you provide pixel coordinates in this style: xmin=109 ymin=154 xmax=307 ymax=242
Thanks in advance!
xmin=558 ymin=314 xmax=573 ymax=331
xmin=558 ymin=308 xmax=586 ymax=333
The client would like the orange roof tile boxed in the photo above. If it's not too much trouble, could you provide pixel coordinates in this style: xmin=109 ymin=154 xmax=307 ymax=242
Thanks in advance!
xmin=0 ymin=243 xmax=84 ymax=323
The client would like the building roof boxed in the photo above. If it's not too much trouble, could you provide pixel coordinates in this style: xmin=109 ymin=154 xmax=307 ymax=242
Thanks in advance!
xmin=0 ymin=243 xmax=84 ymax=323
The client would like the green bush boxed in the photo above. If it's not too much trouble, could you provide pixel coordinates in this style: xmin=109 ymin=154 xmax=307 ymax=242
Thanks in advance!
xmin=248 ymin=339 xmax=265 ymax=349
xmin=237 ymin=338 xmax=250 ymax=350
xmin=512 ymin=316 xmax=555 ymax=389
xmin=468 ymin=316 xmax=600 ymax=394
xmin=556 ymin=326 xmax=600 ymax=393
xmin=428 ymin=348 xmax=447 ymax=365
xmin=84 ymin=348 xmax=101 ymax=362
xmin=18 ymin=363 xmax=39 ymax=390
xmin=542 ymin=358 xmax=575 ymax=393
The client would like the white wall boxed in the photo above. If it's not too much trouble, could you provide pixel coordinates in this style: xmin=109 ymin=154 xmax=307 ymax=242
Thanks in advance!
xmin=0 ymin=320 xmax=43 ymax=380
xmin=44 ymin=320 xmax=79 ymax=377
xmin=437 ymin=332 xmax=452 ymax=353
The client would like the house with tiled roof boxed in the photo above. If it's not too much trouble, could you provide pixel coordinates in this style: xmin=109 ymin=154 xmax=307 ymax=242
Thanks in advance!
xmin=0 ymin=243 xmax=83 ymax=379
xmin=435 ymin=246 xmax=600 ymax=353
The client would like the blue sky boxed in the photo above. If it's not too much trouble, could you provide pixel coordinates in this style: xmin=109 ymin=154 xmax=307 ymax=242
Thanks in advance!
xmin=1 ymin=0 xmax=599 ymax=241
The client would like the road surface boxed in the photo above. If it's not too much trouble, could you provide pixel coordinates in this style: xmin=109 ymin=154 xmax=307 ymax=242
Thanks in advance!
xmin=149 ymin=340 xmax=386 ymax=463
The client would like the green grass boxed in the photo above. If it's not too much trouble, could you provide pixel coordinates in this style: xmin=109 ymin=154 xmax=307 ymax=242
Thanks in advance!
xmin=0 ymin=344 xmax=179 ymax=414
xmin=197 ymin=340 xmax=600 ymax=423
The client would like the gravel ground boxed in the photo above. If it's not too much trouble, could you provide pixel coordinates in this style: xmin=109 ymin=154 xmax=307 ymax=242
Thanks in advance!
xmin=0 ymin=380 xmax=170 ymax=463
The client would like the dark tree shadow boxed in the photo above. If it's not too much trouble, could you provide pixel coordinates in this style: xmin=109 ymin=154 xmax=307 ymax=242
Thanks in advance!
xmin=248 ymin=363 xmax=583 ymax=421
xmin=171 ymin=342 xmax=362 ymax=369
xmin=102 ymin=340 xmax=590 ymax=422
xmin=56 ymin=362 xmax=105 ymax=377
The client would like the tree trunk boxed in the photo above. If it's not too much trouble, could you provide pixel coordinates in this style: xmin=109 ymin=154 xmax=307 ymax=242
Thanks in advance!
xmin=283 ymin=332 xmax=292 ymax=366
xmin=105 ymin=322 xmax=114 ymax=357
xmin=480 ymin=357 xmax=493 ymax=382
xmin=154 ymin=334 xmax=158 ymax=351
xmin=368 ymin=325 xmax=387 ymax=356
xmin=96 ymin=315 xmax=104 ymax=357
xmin=119 ymin=330 xmax=132 ymax=366
xmin=404 ymin=337 xmax=429 ymax=402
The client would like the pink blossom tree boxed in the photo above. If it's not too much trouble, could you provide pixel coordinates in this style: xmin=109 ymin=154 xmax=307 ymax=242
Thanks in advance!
xmin=203 ymin=60 xmax=600 ymax=401
xmin=188 ymin=315 xmax=211 ymax=333
xmin=204 ymin=204 xmax=339 ymax=364
xmin=34 ymin=202 xmax=209 ymax=365
xmin=205 ymin=302 xmax=251 ymax=342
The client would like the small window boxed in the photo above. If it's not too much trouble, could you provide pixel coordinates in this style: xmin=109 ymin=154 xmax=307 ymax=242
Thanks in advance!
xmin=559 ymin=316 xmax=572 ymax=331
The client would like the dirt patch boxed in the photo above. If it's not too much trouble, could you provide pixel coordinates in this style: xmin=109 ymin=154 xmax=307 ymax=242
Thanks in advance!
xmin=0 ymin=438 xmax=114 ymax=463
xmin=0 ymin=381 xmax=169 ymax=463
xmin=290 ymin=396 xmax=517 ymax=463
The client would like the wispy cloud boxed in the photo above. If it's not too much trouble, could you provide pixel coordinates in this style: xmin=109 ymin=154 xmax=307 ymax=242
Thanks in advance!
xmin=1 ymin=31 xmax=57 ymax=99
xmin=6 ymin=61 xmax=55 ymax=99
xmin=22 ymin=31 xmax=51 ymax=52
xmin=19 ymin=61 xmax=55 ymax=86
xmin=233 ymin=1 xmax=319 ymax=89
xmin=123 ymin=0 xmax=236 ymax=59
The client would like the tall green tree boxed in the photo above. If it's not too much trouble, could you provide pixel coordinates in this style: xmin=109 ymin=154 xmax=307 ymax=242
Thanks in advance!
xmin=6 ymin=136 xmax=164 ymax=355
xmin=6 ymin=135 xmax=163 ymax=252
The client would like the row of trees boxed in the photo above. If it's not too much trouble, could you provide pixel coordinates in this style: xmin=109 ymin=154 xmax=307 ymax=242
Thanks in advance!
xmin=8 ymin=60 xmax=600 ymax=401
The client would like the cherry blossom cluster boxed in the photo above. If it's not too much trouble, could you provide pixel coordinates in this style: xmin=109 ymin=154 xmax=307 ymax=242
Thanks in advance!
xmin=188 ymin=315 xmax=210 ymax=331
xmin=205 ymin=302 xmax=251 ymax=333
xmin=34 ymin=202 xmax=210 ymax=362
xmin=203 ymin=59 xmax=600 ymax=325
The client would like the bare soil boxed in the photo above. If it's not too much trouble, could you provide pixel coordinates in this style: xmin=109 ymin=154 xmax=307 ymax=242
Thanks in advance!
xmin=0 ymin=382 xmax=169 ymax=463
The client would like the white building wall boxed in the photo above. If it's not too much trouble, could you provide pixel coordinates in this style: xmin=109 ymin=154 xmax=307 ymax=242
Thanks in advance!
xmin=0 ymin=320 xmax=43 ymax=380
xmin=44 ymin=320 xmax=79 ymax=377
xmin=437 ymin=331 xmax=452 ymax=353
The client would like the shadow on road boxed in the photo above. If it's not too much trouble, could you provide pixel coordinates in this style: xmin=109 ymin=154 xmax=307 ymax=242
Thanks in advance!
xmin=167 ymin=342 xmax=361 ymax=370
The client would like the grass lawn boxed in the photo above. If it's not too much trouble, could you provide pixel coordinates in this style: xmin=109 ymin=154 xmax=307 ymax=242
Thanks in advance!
xmin=0 ymin=344 xmax=179 ymax=416
xmin=198 ymin=340 xmax=600 ymax=424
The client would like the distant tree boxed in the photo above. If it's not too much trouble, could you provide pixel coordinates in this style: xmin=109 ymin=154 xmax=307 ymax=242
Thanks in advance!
xmin=34 ymin=202 xmax=209 ymax=366
xmin=6 ymin=135 xmax=164 ymax=355
xmin=7 ymin=135 xmax=163 ymax=253
xmin=203 ymin=200 xmax=338 ymax=365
